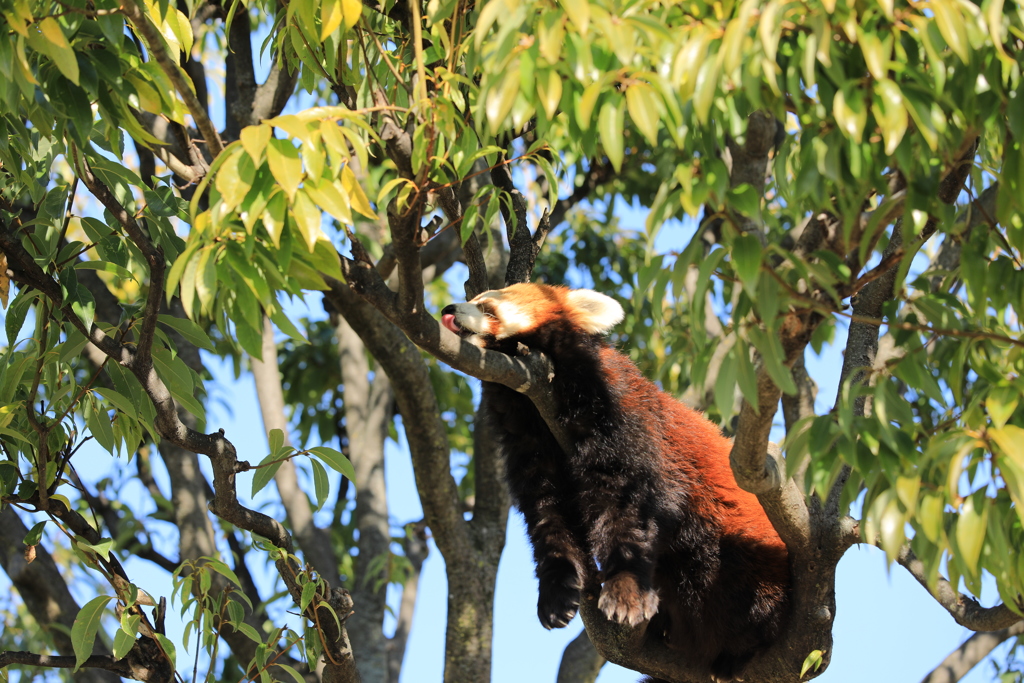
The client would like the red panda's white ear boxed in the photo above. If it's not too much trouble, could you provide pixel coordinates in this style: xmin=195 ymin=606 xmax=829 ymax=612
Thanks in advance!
xmin=565 ymin=290 xmax=624 ymax=334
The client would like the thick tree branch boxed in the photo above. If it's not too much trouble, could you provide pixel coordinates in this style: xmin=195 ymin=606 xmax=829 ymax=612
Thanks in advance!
xmin=491 ymin=158 xmax=546 ymax=285
xmin=556 ymin=630 xmax=605 ymax=683
xmin=827 ymin=139 xmax=978 ymax=510
xmin=920 ymin=621 xmax=1024 ymax=683
xmin=897 ymin=546 xmax=1022 ymax=632
xmin=387 ymin=521 xmax=428 ymax=682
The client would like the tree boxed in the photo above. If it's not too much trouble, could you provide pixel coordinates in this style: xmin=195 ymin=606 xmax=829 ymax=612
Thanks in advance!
xmin=0 ymin=0 xmax=1022 ymax=681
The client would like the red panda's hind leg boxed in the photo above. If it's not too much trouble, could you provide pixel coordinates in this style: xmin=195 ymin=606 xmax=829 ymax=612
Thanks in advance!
xmin=598 ymin=572 xmax=659 ymax=626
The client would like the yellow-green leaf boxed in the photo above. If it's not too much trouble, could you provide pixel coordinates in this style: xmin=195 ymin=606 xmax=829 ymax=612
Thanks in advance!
xmin=956 ymin=495 xmax=988 ymax=574
xmin=321 ymin=0 xmax=344 ymax=39
xmin=341 ymin=164 xmax=377 ymax=219
xmin=990 ymin=425 xmax=1024 ymax=467
xmin=558 ymin=0 xmax=589 ymax=35
xmin=292 ymin=191 xmax=323 ymax=252
xmin=895 ymin=474 xmax=920 ymax=515
xmin=266 ymin=138 xmax=303 ymax=200
xmin=856 ymin=26 xmax=889 ymax=81
xmin=757 ymin=0 xmax=783 ymax=63
xmin=833 ymin=86 xmax=867 ymax=143
xmin=872 ymin=78 xmax=908 ymax=155
xmin=306 ymin=180 xmax=354 ymax=225
xmin=240 ymin=125 xmax=272 ymax=164
xmin=537 ymin=11 xmax=565 ymax=64
xmin=692 ymin=57 xmax=720 ymax=124
xmin=918 ymin=492 xmax=945 ymax=543
xmin=625 ymin=82 xmax=661 ymax=146
xmin=263 ymin=189 xmax=287 ymax=247
xmin=341 ymin=0 xmax=362 ymax=30
xmin=985 ymin=389 xmax=1019 ymax=430
xmin=214 ymin=148 xmax=251 ymax=210
xmin=932 ymin=0 xmax=970 ymax=63
xmin=576 ymin=81 xmax=603 ymax=131
xmin=598 ymin=99 xmax=624 ymax=172
xmin=38 ymin=17 xmax=79 ymax=85
xmin=800 ymin=650 xmax=825 ymax=678
xmin=485 ymin=67 xmax=520 ymax=136
xmin=537 ymin=70 xmax=563 ymax=121
xmin=721 ymin=0 xmax=755 ymax=77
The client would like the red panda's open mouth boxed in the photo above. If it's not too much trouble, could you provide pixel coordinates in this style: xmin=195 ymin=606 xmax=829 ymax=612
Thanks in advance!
xmin=441 ymin=313 xmax=470 ymax=337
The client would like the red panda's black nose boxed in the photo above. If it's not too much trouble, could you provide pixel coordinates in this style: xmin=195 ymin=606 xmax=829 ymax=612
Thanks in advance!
xmin=441 ymin=304 xmax=456 ymax=316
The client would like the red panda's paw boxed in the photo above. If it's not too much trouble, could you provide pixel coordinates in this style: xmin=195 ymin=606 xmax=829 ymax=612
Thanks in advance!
xmin=598 ymin=572 xmax=659 ymax=626
xmin=537 ymin=582 xmax=580 ymax=629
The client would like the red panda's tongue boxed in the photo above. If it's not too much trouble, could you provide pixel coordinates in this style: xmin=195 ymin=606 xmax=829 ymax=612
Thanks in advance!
xmin=441 ymin=313 xmax=460 ymax=334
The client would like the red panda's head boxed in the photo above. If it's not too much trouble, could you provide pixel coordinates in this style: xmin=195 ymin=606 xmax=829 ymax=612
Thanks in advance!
xmin=440 ymin=284 xmax=624 ymax=349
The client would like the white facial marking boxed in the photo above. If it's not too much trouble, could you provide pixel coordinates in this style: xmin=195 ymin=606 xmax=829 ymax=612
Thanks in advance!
xmin=451 ymin=302 xmax=489 ymax=334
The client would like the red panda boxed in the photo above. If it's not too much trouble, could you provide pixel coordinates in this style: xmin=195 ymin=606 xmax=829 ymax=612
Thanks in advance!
xmin=441 ymin=284 xmax=790 ymax=681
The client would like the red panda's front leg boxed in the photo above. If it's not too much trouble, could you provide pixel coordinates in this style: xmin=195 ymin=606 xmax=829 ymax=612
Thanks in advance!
xmin=517 ymin=480 xmax=588 ymax=629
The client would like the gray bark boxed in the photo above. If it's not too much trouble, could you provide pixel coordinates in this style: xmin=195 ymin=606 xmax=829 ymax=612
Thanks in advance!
xmin=334 ymin=313 xmax=395 ymax=683
xmin=920 ymin=621 xmax=1024 ymax=683
xmin=556 ymin=630 xmax=605 ymax=683
xmin=251 ymin=317 xmax=342 ymax=587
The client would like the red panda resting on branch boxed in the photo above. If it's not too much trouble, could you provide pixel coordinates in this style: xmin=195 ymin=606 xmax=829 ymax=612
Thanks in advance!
xmin=441 ymin=284 xmax=790 ymax=682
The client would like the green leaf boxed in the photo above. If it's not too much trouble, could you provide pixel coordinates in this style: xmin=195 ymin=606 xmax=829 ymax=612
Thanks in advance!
xmin=71 ymin=596 xmax=113 ymax=671
xmin=205 ymin=557 xmax=244 ymax=589
xmin=575 ymin=81 xmax=603 ymax=131
xmin=800 ymin=650 xmax=824 ymax=678
xmin=598 ymin=99 xmax=624 ymax=172
xmin=311 ymin=457 xmax=330 ymax=512
xmin=309 ymin=446 xmax=356 ymax=484
xmin=157 ymin=314 xmax=215 ymax=351
xmin=731 ymin=234 xmax=762 ymax=297
xmin=251 ymin=451 xmax=286 ymax=497
xmin=269 ymin=428 xmax=285 ymax=454
xmin=747 ymin=327 xmax=797 ymax=395
xmin=300 ymin=578 xmax=317 ymax=611
xmin=277 ymin=664 xmax=307 ymax=683
xmin=6 ymin=288 xmax=38 ymax=347
xmin=23 ymin=521 xmax=46 ymax=546
xmin=112 ymin=628 xmax=135 ymax=661
xmin=73 ymin=261 xmax=137 ymax=281
xmin=154 ymin=633 xmax=176 ymax=668
xmin=95 ymin=387 xmax=138 ymax=419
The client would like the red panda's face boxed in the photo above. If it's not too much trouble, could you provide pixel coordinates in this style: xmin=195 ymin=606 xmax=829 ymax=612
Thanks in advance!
xmin=440 ymin=283 xmax=624 ymax=349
